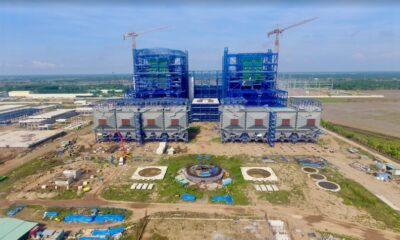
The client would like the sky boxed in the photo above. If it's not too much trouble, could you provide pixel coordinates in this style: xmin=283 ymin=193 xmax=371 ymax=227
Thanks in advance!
xmin=0 ymin=3 xmax=399 ymax=75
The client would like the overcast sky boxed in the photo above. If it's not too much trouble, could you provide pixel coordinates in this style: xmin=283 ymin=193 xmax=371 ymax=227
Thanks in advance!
xmin=0 ymin=4 xmax=399 ymax=75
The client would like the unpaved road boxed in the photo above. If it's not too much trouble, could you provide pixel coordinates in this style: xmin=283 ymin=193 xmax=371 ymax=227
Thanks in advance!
xmin=1 ymin=197 xmax=399 ymax=240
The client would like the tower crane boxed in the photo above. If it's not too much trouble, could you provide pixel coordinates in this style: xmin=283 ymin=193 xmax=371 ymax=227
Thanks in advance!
xmin=123 ymin=25 xmax=169 ymax=49
xmin=267 ymin=17 xmax=318 ymax=54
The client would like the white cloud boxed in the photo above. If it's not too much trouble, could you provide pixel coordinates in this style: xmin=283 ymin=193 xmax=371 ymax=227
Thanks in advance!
xmin=31 ymin=60 xmax=57 ymax=69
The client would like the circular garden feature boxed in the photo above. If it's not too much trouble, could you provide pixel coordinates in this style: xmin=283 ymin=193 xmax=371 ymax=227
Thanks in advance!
xmin=302 ymin=167 xmax=318 ymax=174
xmin=138 ymin=168 xmax=162 ymax=177
xmin=317 ymin=181 xmax=340 ymax=192
xmin=247 ymin=169 xmax=272 ymax=178
xmin=309 ymin=173 xmax=327 ymax=181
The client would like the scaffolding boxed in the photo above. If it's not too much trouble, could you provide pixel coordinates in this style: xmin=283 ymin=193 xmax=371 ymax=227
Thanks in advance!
xmin=191 ymin=71 xmax=223 ymax=99
xmin=222 ymin=48 xmax=288 ymax=107
xmin=131 ymin=48 xmax=189 ymax=99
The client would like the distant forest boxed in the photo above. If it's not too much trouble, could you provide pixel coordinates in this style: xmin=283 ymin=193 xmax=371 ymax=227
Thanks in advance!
xmin=0 ymin=72 xmax=399 ymax=93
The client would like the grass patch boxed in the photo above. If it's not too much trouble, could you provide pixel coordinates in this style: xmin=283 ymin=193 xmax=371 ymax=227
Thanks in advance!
xmin=102 ymin=155 xmax=251 ymax=205
xmin=317 ymin=231 xmax=360 ymax=240
xmin=51 ymin=189 xmax=84 ymax=200
xmin=322 ymin=120 xmax=400 ymax=160
xmin=211 ymin=136 xmax=221 ymax=143
xmin=158 ymin=155 xmax=250 ymax=205
xmin=0 ymin=155 xmax=64 ymax=197
xmin=324 ymin=170 xmax=400 ymax=231
xmin=102 ymin=184 xmax=152 ymax=202
xmin=258 ymin=185 xmax=304 ymax=205
xmin=188 ymin=126 xmax=201 ymax=142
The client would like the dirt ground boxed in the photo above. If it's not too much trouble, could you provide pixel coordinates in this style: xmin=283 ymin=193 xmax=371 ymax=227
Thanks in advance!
xmin=144 ymin=217 xmax=269 ymax=240
xmin=2 ymin=117 xmax=400 ymax=239
xmin=322 ymin=90 xmax=400 ymax=138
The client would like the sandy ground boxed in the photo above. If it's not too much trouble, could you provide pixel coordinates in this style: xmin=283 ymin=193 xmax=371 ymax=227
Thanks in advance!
xmin=322 ymin=90 xmax=400 ymax=138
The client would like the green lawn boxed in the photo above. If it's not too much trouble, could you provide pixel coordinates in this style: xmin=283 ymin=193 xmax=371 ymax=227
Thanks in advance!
xmin=158 ymin=155 xmax=250 ymax=205
xmin=102 ymin=155 xmax=250 ymax=205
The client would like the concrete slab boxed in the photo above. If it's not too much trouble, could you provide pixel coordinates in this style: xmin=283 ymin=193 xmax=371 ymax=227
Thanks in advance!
xmin=131 ymin=166 xmax=168 ymax=181
xmin=0 ymin=130 xmax=64 ymax=148
xmin=241 ymin=167 xmax=278 ymax=182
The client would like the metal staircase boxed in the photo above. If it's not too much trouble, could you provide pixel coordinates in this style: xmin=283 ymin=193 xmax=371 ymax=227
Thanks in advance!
xmin=267 ymin=112 xmax=277 ymax=147
xmin=134 ymin=112 xmax=144 ymax=145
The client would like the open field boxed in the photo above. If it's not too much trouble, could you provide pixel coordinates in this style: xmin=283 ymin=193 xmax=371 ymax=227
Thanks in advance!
xmin=322 ymin=90 xmax=400 ymax=138
xmin=322 ymin=120 xmax=400 ymax=161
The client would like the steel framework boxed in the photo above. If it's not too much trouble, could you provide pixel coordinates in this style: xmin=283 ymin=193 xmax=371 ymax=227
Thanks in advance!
xmin=130 ymin=48 xmax=189 ymax=99
xmin=222 ymin=48 xmax=288 ymax=107
xmin=191 ymin=71 xmax=223 ymax=99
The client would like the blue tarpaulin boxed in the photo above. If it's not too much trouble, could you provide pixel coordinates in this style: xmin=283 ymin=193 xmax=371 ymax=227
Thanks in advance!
xmin=222 ymin=178 xmax=232 ymax=186
xmin=94 ymin=214 xmax=124 ymax=223
xmin=64 ymin=215 xmax=94 ymax=223
xmin=44 ymin=211 xmax=58 ymax=218
xmin=181 ymin=193 xmax=196 ymax=201
xmin=64 ymin=214 xmax=124 ymax=223
xmin=79 ymin=237 xmax=109 ymax=240
xmin=298 ymin=159 xmax=324 ymax=168
xmin=211 ymin=195 xmax=233 ymax=204
xmin=93 ymin=227 xmax=125 ymax=236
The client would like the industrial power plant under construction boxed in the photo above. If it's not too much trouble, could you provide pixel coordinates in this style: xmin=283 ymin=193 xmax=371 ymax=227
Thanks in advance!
xmin=93 ymin=20 xmax=322 ymax=146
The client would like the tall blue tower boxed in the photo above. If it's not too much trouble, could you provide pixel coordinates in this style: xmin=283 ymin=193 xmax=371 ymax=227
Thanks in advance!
xmin=131 ymin=48 xmax=189 ymax=99
xmin=221 ymin=48 xmax=287 ymax=107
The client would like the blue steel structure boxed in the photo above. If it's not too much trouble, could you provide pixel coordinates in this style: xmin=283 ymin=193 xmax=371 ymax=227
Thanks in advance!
xmin=0 ymin=107 xmax=41 ymax=124
xmin=191 ymin=71 xmax=222 ymax=99
xmin=190 ymin=99 xmax=220 ymax=122
xmin=221 ymin=48 xmax=288 ymax=107
xmin=130 ymin=48 xmax=189 ymax=99
xmin=190 ymin=71 xmax=222 ymax=122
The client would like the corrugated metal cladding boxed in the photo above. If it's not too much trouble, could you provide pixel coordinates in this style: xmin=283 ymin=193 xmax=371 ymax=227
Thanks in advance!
xmin=220 ymin=105 xmax=321 ymax=144
xmin=93 ymin=105 xmax=189 ymax=143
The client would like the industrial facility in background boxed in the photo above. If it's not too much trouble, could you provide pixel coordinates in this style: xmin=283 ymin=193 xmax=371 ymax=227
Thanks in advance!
xmin=93 ymin=19 xmax=322 ymax=146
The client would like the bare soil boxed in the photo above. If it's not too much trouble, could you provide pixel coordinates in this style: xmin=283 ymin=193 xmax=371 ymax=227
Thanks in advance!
xmin=303 ymin=167 xmax=318 ymax=173
xmin=309 ymin=174 xmax=325 ymax=180
xmin=247 ymin=169 xmax=271 ymax=178
xmin=322 ymin=90 xmax=400 ymax=138
xmin=138 ymin=168 xmax=162 ymax=177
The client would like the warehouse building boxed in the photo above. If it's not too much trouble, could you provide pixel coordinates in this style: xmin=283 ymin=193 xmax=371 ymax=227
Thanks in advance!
xmin=0 ymin=105 xmax=42 ymax=124
xmin=0 ymin=218 xmax=38 ymax=240
xmin=19 ymin=109 xmax=77 ymax=129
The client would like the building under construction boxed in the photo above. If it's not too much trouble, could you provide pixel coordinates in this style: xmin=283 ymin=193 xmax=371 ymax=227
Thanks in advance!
xmin=93 ymin=47 xmax=190 ymax=143
xmin=93 ymin=21 xmax=322 ymax=145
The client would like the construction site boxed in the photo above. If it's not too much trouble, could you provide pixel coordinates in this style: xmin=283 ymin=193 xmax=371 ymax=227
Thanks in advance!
xmin=93 ymin=19 xmax=322 ymax=146
xmin=0 ymin=15 xmax=400 ymax=240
